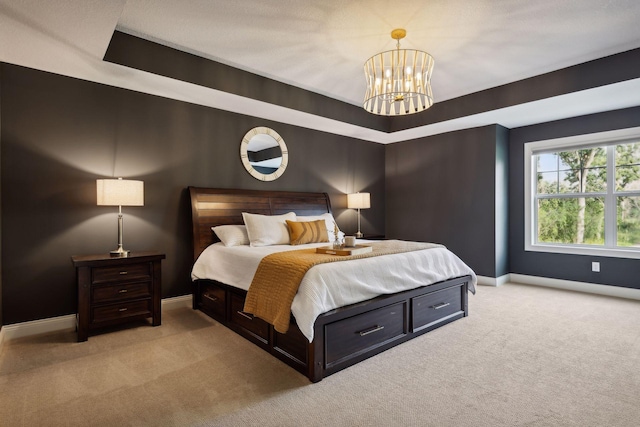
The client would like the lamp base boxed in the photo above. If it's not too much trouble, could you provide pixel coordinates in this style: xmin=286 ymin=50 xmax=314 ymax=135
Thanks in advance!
xmin=111 ymin=213 xmax=129 ymax=257
xmin=355 ymin=231 xmax=363 ymax=238
xmin=110 ymin=248 xmax=130 ymax=257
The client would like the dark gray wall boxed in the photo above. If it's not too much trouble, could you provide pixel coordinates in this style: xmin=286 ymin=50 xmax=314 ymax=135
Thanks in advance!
xmin=385 ymin=125 xmax=508 ymax=277
xmin=0 ymin=64 xmax=2 ymax=329
xmin=509 ymin=107 xmax=640 ymax=288
xmin=495 ymin=126 xmax=510 ymax=277
xmin=0 ymin=63 xmax=385 ymax=325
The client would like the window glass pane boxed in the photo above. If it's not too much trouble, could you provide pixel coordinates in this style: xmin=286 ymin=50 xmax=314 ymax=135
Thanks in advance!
xmin=617 ymin=196 xmax=640 ymax=247
xmin=589 ymin=148 xmax=607 ymax=167
xmin=584 ymin=167 xmax=606 ymax=192
xmin=537 ymin=197 xmax=605 ymax=245
xmin=537 ymin=153 xmax=558 ymax=172
xmin=616 ymin=165 xmax=640 ymax=192
xmin=616 ymin=143 xmax=640 ymax=192
xmin=553 ymin=148 xmax=606 ymax=194
xmin=537 ymin=172 xmax=557 ymax=194
xmin=616 ymin=143 xmax=640 ymax=167
xmin=557 ymin=151 xmax=574 ymax=171
xmin=558 ymin=170 xmax=580 ymax=193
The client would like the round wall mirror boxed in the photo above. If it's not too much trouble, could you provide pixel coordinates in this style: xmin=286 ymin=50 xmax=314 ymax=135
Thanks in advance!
xmin=240 ymin=127 xmax=288 ymax=181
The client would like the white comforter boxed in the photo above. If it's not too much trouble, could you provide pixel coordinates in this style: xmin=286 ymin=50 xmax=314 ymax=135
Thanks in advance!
xmin=191 ymin=240 xmax=477 ymax=342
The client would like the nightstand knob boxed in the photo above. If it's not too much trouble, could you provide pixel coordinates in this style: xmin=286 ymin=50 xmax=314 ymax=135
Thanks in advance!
xmin=118 ymin=289 xmax=128 ymax=293
xmin=118 ymin=308 xmax=128 ymax=312
xmin=119 ymin=271 xmax=128 ymax=275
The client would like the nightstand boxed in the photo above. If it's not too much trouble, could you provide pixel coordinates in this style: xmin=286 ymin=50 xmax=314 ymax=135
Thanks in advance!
xmin=71 ymin=252 xmax=165 ymax=342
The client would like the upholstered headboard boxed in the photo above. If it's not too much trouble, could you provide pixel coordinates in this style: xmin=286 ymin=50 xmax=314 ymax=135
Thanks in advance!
xmin=188 ymin=187 xmax=332 ymax=261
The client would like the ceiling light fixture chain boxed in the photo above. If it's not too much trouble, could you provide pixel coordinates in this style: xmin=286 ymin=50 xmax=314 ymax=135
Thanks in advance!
xmin=363 ymin=28 xmax=434 ymax=116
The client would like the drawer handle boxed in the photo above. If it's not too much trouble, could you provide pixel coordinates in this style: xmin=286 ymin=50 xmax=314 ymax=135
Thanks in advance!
xmin=119 ymin=271 xmax=128 ymax=275
xmin=118 ymin=308 xmax=128 ymax=312
xmin=118 ymin=289 xmax=128 ymax=293
xmin=358 ymin=325 xmax=385 ymax=336
xmin=236 ymin=311 xmax=254 ymax=320
xmin=433 ymin=302 xmax=450 ymax=310
xmin=203 ymin=293 xmax=218 ymax=302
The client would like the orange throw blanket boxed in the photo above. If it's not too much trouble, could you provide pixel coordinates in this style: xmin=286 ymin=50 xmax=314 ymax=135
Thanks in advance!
xmin=243 ymin=240 xmax=441 ymax=333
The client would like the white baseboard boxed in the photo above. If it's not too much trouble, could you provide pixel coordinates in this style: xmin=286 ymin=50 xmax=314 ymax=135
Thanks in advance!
xmin=509 ymin=273 xmax=640 ymax=301
xmin=0 ymin=326 xmax=6 ymax=354
xmin=1 ymin=294 xmax=193 ymax=343
xmin=477 ymin=274 xmax=510 ymax=287
xmin=160 ymin=294 xmax=192 ymax=310
xmin=2 ymin=314 xmax=77 ymax=342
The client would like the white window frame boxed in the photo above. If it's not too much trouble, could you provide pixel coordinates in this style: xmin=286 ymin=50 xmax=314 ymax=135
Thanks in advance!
xmin=524 ymin=126 xmax=640 ymax=259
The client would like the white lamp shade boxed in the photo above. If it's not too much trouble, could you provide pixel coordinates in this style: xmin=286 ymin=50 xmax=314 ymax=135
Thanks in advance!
xmin=347 ymin=192 xmax=370 ymax=209
xmin=97 ymin=178 xmax=144 ymax=206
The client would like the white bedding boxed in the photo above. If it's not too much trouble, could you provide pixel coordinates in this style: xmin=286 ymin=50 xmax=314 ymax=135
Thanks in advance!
xmin=191 ymin=240 xmax=477 ymax=342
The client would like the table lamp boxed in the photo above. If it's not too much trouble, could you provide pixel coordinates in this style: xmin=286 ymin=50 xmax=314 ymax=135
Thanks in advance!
xmin=97 ymin=177 xmax=144 ymax=257
xmin=347 ymin=192 xmax=370 ymax=238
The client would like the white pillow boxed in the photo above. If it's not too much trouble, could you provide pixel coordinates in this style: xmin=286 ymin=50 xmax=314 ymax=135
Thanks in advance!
xmin=242 ymin=212 xmax=297 ymax=247
xmin=212 ymin=225 xmax=250 ymax=247
xmin=296 ymin=213 xmax=344 ymax=243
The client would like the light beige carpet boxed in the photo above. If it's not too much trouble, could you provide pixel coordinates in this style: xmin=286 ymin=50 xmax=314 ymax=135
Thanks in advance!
xmin=1 ymin=283 xmax=639 ymax=426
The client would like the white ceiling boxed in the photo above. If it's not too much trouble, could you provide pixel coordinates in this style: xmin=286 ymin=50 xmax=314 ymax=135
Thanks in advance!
xmin=2 ymin=0 xmax=640 ymax=143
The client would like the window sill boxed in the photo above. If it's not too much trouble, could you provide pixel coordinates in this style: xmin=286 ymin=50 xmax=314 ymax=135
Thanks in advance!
xmin=525 ymin=243 xmax=640 ymax=260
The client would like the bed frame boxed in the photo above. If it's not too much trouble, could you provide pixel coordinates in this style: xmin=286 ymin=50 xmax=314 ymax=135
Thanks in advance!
xmin=189 ymin=187 xmax=471 ymax=382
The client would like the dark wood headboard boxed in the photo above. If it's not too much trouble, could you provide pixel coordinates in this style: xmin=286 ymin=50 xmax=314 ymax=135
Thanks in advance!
xmin=188 ymin=187 xmax=333 ymax=261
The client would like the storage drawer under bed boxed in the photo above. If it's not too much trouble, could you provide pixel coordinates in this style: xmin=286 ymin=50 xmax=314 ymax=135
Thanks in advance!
xmin=411 ymin=284 xmax=464 ymax=332
xmin=230 ymin=292 xmax=270 ymax=342
xmin=200 ymin=282 xmax=226 ymax=319
xmin=324 ymin=301 xmax=407 ymax=367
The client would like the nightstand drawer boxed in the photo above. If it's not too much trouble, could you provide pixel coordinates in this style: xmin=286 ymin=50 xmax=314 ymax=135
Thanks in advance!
xmin=92 ymin=281 xmax=151 ymax=304
xmin=92 ymin=299 xmax=151 ymax=323
xmin=92 ymin=263 xmax=151 ymax=284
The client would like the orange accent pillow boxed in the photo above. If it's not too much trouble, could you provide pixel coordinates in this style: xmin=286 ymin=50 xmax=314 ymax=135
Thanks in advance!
xmin=286 ymin=220 xmax=329 ymax=245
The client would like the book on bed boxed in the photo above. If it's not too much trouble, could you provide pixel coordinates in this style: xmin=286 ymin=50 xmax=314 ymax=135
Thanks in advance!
xmin=315 ymin=245 xmax=372 ymax=256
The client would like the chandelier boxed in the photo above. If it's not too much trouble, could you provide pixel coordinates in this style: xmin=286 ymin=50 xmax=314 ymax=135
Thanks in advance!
xmin=363 ymin=29 xmax=434 ymax=116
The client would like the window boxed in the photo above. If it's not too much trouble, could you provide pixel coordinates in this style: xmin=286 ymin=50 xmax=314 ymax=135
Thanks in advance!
xmin=524 ymin=127 xmax=640 ymax=259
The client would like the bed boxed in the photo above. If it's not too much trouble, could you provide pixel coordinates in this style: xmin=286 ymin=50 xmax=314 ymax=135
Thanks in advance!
xmin=189 ymin=187 xmax=475 ymax=382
